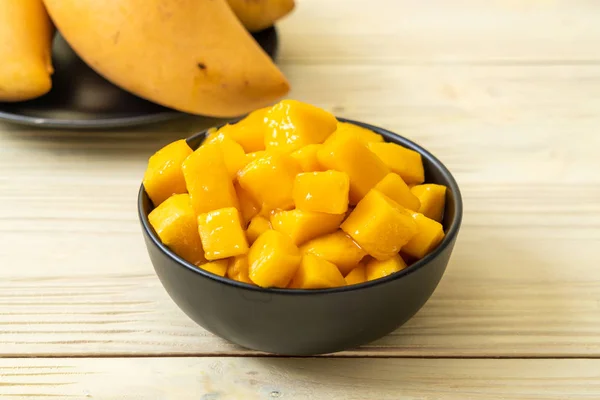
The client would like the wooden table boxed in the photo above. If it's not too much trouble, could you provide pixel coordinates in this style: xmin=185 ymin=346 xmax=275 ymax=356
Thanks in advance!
xmin=2 ymin=1 xmax=599 ymax=398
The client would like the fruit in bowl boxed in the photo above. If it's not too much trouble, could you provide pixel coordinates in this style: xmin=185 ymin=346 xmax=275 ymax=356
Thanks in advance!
xmin=138 ymin=99 xmax=463 ymax=355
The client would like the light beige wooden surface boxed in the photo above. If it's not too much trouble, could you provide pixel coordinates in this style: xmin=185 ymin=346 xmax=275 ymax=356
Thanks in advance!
xmin=1 ymin=0 xmax=599 ymax=397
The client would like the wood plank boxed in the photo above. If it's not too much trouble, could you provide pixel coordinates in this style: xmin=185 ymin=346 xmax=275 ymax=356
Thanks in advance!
xmin=1 ymin=358 xmax=599 ymax=399
xmin=1 ymin=63 xmax=599 ymax=357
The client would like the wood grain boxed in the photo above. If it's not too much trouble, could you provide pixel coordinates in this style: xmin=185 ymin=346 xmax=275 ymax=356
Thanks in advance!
xmin=1 ymin=0 xmax=600 ymax=361
xmin=1 ymin=357 xmax=599 ymax=399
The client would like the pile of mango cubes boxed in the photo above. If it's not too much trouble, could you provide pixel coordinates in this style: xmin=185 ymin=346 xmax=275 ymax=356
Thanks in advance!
xmin=143 ymin=99 xmax=447 ymax=289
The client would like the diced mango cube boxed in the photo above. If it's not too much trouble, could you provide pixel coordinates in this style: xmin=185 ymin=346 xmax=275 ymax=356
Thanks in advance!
xmin=300 ymin=230 xmax=367 ymax=275
xmin=290 ymin=144 xmax=325 ymax=172
xmin=366 ymin=254 xmax=407 ymax=281
xmin=367 ymin=142 xmax=425 ymax=185
xmin=375 ymin=173 xmax=421 ymax=211
xmin=271 ymin=209 xmax=344 ymax=246
xmin=204 ymin=132 xmax=248 ymax=179
xmin=143 ymin=139 xmax=193 ymax=206
xmin=288 ymin=254 xmax=347 ymax=289
xmin=197 ymin=259 xmax=229 ymax=277
xmin=216 ymin=107 xmax=268 ymax=153
xmin=226 ymin=255 xmax=254 ymax=284
xmin=182 ymin=143 xmax=239 ymax=215
xmin=246 ymin=215 xmax=271 ymax=244
xmin=148 ymin=194 xmax=205 ymax=265
xmin=237 ymin=153 xmax=301 ymax=211
xmin=292 ymin=171 xmax=350 ymax=214
xmin=318 ymin=137 xmax=389 ymax=204
xmin=234 ymin=182 xmax=259 ymax=225
xmin=344 ymin=263 xmax=367 ymax=286
xmin=402 ymin=212 xmax=445 ymax=259
xmin=264 ymin=99 xmax=337 ymax=153
xmin=248 ymin=230 xmax=302 ymax=288
xmin=324 ymin=121 xmax=384 ymax=147
xmin=341 ymin=189 xmax=418 ymax=261
xmin=197 ymin=207 xmax=249 ymax=260
xmin=246 ymin=151 xmax=267 ymax=163
xmin=410 ymin=184 xmax=447 ymax=222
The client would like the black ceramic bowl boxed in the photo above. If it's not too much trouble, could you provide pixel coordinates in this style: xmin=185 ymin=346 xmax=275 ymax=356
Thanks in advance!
xmin=138 ymin=118 xmax=463 ymax=356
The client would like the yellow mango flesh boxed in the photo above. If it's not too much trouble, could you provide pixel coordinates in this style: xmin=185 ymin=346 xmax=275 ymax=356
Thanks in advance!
xmin=264 ymin=99 xmax=337 ymax=153
xmin=375 ymin=173 xmax=421 ymax=212
xmin=288 ymin=254 xmax=346 ymax=289
xmin=318 ymin=136 xmax=389 ymax=205
xmin=148 ymin=194 xmax=205 ymax=265
xmin=234 ymin=182 xmax=259 ymax=225
xmin=410 ymin=184 xmax=447 ymax=223
xmin=217 ymin=108 xmax=268 ymax=153
xmin=293 ymin=171 xmax=349 ymax=214
xmin=300 ymin=230 xmax=366 ymax=276
xmin=290 ymin=144 xmax=325 ymax=172
xmin=341 ymin=189 xmax=418 ymax=261
xmin=43 ymin=0 xmax=290 ymax=117
xmin=0 ymin=0 xmax=54 ymax=102
xmin=143 ymin=139 xmax=193 ymax=207
xmin=237 ymin=153 xmax=301 ymax=211
xmin=197 ymin=207 xmax=249 ymax=260
xmin=367 ymin=142 xmax=425 ymax=185
xmin=226 ymin=255 xmax=254 ymax=284
xmin=246 ymin=151 xmax=268 ymax=163
xmin=198 ymin=259 xmax=229 ymax=277
xmin=402 ymin=212 xmax=445 ymax=259
xmin=248 ymin=230 xmax=302 ymax=288
xmin=366 ymin=254 xmax=407 ymax=281
xmin=344 ymin=263 xmax=367 ymax=286
xmin=246 ymin=215 xmax=272 ymax=245
xmin=204 ymin=132 xmax=248 ymax=179
xmin=324 ymin=122 xmax=384 ymax=147
xmin=182 ymin=143 xmax=239 ymax=215
xmin=226 ymin=0 xmax=295 ymax=32
xmin=271 ymin=209 xmax=344 ymax=246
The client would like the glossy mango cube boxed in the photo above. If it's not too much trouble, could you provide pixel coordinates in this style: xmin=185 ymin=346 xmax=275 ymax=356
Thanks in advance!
xmin=410 ymin=184 xmax=447 ymax=222
xmin=290 ymin=144 xmax=325 ymax=172
xmin=402 ymin=212 xmax=445 ymax=259
xmin=324 ymin=121 xmax=384 ymax=147
xmin=341 ymin=189 xmax=418 ymax=261
xmin=344 ymin=263 xmax=367 ymax=286
xmin=237 ymin=153 xmax=301 ymax=211
xmin=264 ymin=99 xmax=338 ymax=153
xmin=375 ymin=173 xmax=421 ymax=211
xmin=366 ymin=254 xmax=407 ymax=281
xmin=197 ymin=207 xmax=249 ymax=260
xmin=148 ymin=194 xmax=205 ymax=265
xmin=197 ymin=259 xmax=228 ymax=277
xmin=246 ymin=215 xmax=272 ymax=244
xmin=226 ymin=255 xmax=254 ymax=284
xmin=300 ymin=230 xmax=367 ymax=275
xmin=271 ymin=209 xmax=344 ymax=246
xmin=204 ymin=132 xmax=248 ymax=179
xmin=292 ymin=171 xmax=350 ymax=214
xmin=318 ymin=136 xmax=389 ymax=204
xmin=288 ymin=254 xmax=347 ymax=289
xmin=234 ymin=182 xmax=259 ymax=225
xmin=182 ymin=143 xmax=239 ymax=215
xmin=367 ymin=142 xmax=425 ymax=185
xmin=246 ymin=151 xmax=267 ymax=163
xmin=216 ymin=107 xmax=268 ymax=153
xmin=248 ymin=230 xmax=302 ymax=288
xmin=143 ymin=139 xmax=193 ymax=206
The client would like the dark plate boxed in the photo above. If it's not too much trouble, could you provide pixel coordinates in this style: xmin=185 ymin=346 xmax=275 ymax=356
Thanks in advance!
xmin=0 ymin=27 xmax=279 ymax=129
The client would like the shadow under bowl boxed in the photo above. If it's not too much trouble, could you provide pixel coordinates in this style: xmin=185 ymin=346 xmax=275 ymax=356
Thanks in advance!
xmin=138 ymin=118 xmax=463 ymax=356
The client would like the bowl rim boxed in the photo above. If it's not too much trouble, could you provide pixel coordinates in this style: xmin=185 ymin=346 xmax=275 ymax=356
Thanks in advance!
xmin=138 ymin=117 xmax=463 ymax=295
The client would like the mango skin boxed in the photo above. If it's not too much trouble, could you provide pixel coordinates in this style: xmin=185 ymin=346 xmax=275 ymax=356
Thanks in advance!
xmin=143 ymin=139 xmax=193 ymax=207
xmin=43 ymin=0 xmax=290 ymax=117
xmin=0 ymin=0 xmax=54 ymax=101
xmin=197 ymin=207 xmax=249 ymax=260
xmin=248 ymin=230 xmax=302 ymax=288
xmin=288 ymin=254 xmax=346 ymax=289
xmin=226 ymin=0 xmax=295 ymax=32
xmin=148 ymin=194 xmax=206 ymax=265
